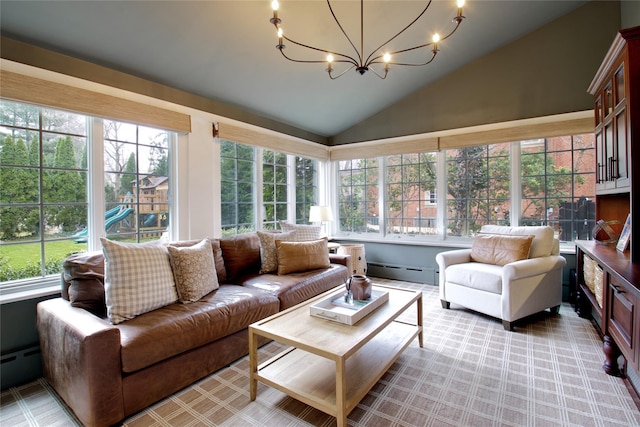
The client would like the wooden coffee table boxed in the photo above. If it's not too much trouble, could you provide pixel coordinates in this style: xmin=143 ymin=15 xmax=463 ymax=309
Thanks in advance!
xmin=249 ymin=284 xmax=423 ymax=427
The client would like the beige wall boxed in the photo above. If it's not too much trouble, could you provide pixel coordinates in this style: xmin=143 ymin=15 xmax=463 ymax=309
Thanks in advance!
xmin=330 ymin=1 xmax=621 ymax=145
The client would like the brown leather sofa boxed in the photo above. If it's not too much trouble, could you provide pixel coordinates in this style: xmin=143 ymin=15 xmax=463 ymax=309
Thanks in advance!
xmin=37 ymin=233 xmax=349 ymax=427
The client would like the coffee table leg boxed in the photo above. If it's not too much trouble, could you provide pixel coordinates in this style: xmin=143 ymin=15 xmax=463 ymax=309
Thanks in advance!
xmin=249 ymin=327 xmax=258 ymax=401
xmin=417 ymin=293 xmax=424 ymax=348
xmin=336 ymin=357 xmax=347 ymax=427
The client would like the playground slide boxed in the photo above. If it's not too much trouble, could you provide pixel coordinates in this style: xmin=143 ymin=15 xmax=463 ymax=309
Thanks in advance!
xmin=73 ymin=206 xmax=125 ymax=238
xmin=105 ymin=208 xmax=134 ymax=230
xmin=73 ymin=207 xmax=134 ymax=243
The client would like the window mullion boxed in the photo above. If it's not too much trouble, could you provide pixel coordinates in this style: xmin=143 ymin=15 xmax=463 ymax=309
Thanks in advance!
xmin=510 ymin=142 xmax=521 ymax=227
xmin=87 ymin=118 xmax=105 ymax=251
xmin=379 ymin=156 xmax=386 ymax=237
xmin=286 ymin=155 xmax=296 ymax=223
xmin=436 ymin=151 xmax=447 ymax=239
xmin=256 ymin=147 xmax=264 ymax=228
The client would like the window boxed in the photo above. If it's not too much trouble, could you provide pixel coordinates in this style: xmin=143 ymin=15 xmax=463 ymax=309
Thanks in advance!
xmin=446 ymin=143 xmax=511 ymax=237
xmin=220 ymin=141 xmax=317 ymax=235
xmin=0 ymin=100 xmax=88 ymax=282
xmin=335 ymin=133 xmax=594 ymax=244
xmin=0 ymin=100 xmax=176 ymax=286
xmin=262 ymin=149 xmax=288 ymax=230
xmin=295 ymin=156 xmax=318 ymax=224
xmin=338 ymin=158 xmax=379 ymax=234
xmin=103 ymin=120 xmax=171 ymax=242
xmin=386 ymin=153 xmax=437 ymax=237
xmin=520 ymin=134 xmax=595 ymax=242
xmin=220 ymin=140 xmax=256 ymax=236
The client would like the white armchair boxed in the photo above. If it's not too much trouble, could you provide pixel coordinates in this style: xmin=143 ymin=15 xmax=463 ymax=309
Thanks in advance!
xmin=436 ymin=225 xmax=566 ymax=331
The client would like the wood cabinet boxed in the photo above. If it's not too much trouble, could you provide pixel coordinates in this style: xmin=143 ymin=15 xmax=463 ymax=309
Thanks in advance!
xmin=576 ymin=25 xmax=640 ymax=399
xmin=575 ymin=241 xmax=640 ymax=377
xmin=587 ymin=26 xmax=639 ymax=263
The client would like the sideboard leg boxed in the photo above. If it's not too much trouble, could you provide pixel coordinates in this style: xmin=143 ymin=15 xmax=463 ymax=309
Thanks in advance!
xmin=603 ymin=334 xmax=623 ymax=377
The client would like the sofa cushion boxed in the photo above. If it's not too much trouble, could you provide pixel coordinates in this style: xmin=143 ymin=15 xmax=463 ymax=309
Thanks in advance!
xmin=471 ymin=234 xmax=534 ymax=266
xmin=445 ymin=263 xmax=503 ymax=294
xmin=480 ymin=225 xmax=554 ymax=258
xmin=101 ymin=238 xmax=178 ymax=324
xmin=167 ymin=238 xmax=227 ymax=283
xmin=116 ymin=285 xmax=280 ymax=373
xmin=241 ymin=263 xmax=348 ymax=310
xmin=279 ymin=221 xmax=322 ymax=241
xmin=62 ymin=251 xmax=106 ymax=315
xmin=276 ymin=238 xmax=330 ymax=275
xmin=167 ymin=239 xmax=219 ymax=303
xmin=256 ymin=230 xmax=297 ymax=274
xmin=220 ymin=233 xmax=261 ymax=282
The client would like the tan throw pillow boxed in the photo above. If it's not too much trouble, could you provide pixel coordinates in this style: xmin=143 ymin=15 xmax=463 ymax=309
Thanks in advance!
xmin=470 ymin=234 xmax=534 ymax=266
xmin=256 ymin=230 xmax=297 ymax=273
xmin=101 ymin=238 xmax=178 ymax=324
xmin=279 ymin=221 xmax=322 ymax=241
xmin=276 ymin=237 xmax=330 ymax=275
xmin=167 ymin=239 xmax=219 ymax=303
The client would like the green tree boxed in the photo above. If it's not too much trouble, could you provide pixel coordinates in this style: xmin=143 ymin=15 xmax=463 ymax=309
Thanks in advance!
xmin=47 ymin=136 xmax=86 ymax=232
xmin=120 ymin=153 xmax=136 ymax=196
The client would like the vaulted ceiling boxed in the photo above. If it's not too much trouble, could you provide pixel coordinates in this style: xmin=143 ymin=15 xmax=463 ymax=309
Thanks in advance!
xmin=1 ymin=1 xmax=588 ymax=138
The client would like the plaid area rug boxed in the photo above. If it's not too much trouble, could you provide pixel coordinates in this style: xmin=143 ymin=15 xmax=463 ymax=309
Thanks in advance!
xmin=2 ymin=279 xmax=639 ymax=427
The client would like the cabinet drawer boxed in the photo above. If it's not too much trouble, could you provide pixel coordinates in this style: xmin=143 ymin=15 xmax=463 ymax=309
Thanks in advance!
xmin=608 ymin=277 xmax=636 ymax=363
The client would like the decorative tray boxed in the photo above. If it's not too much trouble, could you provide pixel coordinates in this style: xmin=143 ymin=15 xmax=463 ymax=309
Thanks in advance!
xmin=309 ymin=288 xmax=389 ymax=325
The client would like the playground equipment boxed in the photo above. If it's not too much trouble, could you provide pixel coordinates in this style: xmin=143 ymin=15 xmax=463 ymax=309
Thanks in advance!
xmin=73 ymin=205 xmax=134 ymax=243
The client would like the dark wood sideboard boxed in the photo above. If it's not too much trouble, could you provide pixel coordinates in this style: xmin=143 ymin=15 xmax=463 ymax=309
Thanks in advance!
xmin=575 ymin=25 xmax=640 ymax=403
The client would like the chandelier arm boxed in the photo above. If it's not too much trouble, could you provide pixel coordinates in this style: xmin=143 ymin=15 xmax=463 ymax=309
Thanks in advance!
xmin=363 ymin=0 xmax=433 ymax=66
xmin=371 ymin=17 xmax=462 ymax=62
xmin=326 ymin=0 xmax=362 ymax=64
xmin=368 ymin=66 xmax=389 ymax=80
xmin=279 ymin=32 xmax=358 ymax=66
xmin=328 ymin=64 xmax=357 ymax=80
xmin=279 ymin=48 xmax=356 ymax=67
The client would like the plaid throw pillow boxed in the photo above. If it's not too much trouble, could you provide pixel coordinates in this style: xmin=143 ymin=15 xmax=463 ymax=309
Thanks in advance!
xmin=101 ymin=238 xmax=178 ymax=324
xmin=279 ymin=221 xmax=322 ymax=241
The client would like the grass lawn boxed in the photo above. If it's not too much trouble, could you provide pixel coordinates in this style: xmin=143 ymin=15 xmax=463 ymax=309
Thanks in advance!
xmin=0 ymin=240 xmax=87 ymax=269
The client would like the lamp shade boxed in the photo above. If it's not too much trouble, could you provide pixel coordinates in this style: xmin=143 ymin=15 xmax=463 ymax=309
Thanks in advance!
xmin=309 ymin=205 xmax=333 ymax=223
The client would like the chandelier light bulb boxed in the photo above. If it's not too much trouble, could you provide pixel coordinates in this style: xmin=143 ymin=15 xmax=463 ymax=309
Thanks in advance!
xmin=271 ymin=0 xmax=279 ymax=11
xmin=326 ymin=53 xmax=334 ymax=63
xmin=383 ymin=53 xmax=391 ymax=63
xmin=457 ymin=0 xmax=465 ymax=7
xmin=278 ymin=28 xmax=283 ymax=38
xmin=432 ymin=33 xmax=441 ymax=43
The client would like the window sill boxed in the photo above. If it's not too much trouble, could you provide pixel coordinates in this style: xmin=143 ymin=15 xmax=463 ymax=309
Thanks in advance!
xmin=0 ymin=276 xmax=61 ymax=304
xmin=332 ymin=235 xmax=578 ymax=255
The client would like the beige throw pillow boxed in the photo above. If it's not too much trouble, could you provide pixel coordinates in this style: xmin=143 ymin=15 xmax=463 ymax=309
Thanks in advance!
xmin=470 ymin=234 xmax=534 ymax=266
xmin=257 ymin=230 xmax=297 ymax=273
xmin=276 ymin=237 xmax=330 ymax=275
xmin=167 ymin=239 xmax=219 ymax=303
xmin=101 ymin=238 xmax=178 ymax=324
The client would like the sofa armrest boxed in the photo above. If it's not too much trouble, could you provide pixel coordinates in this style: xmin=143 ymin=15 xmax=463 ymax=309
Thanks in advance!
xmin=502 ymin=255 xmax=566 ymax=281
xmin=37 ymin=298 xmax=124 ymax=427
xmin=329 ymin=253 xmax=350 ymax=267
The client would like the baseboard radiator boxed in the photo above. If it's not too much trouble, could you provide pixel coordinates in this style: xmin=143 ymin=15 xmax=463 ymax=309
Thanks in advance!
xmin=367 ymin=262 xmax=437 ymax=285
xmin=1 ymin=345 xmax=42 ymax=390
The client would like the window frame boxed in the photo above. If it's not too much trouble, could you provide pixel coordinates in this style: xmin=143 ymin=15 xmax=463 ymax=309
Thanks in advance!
xmin=0 ymin=100 xmax=178 ymax=300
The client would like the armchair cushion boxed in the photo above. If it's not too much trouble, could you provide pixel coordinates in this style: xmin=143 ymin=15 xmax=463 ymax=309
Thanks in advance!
xmin=445 ymin=262 xmax=503 ymax=294
xmin=471 ymin=234 xmax=534 ymax=266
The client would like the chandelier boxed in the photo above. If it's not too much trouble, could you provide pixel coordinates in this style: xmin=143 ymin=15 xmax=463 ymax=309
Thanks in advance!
xmin=269 ymin=0 xmax=466 ymax=80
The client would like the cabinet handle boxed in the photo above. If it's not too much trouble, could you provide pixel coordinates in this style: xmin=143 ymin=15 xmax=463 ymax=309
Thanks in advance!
xmin=610 ymin=157 xmax=618 ymax=180
xmin=611 ymin=284 xmax=625 ymax=294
